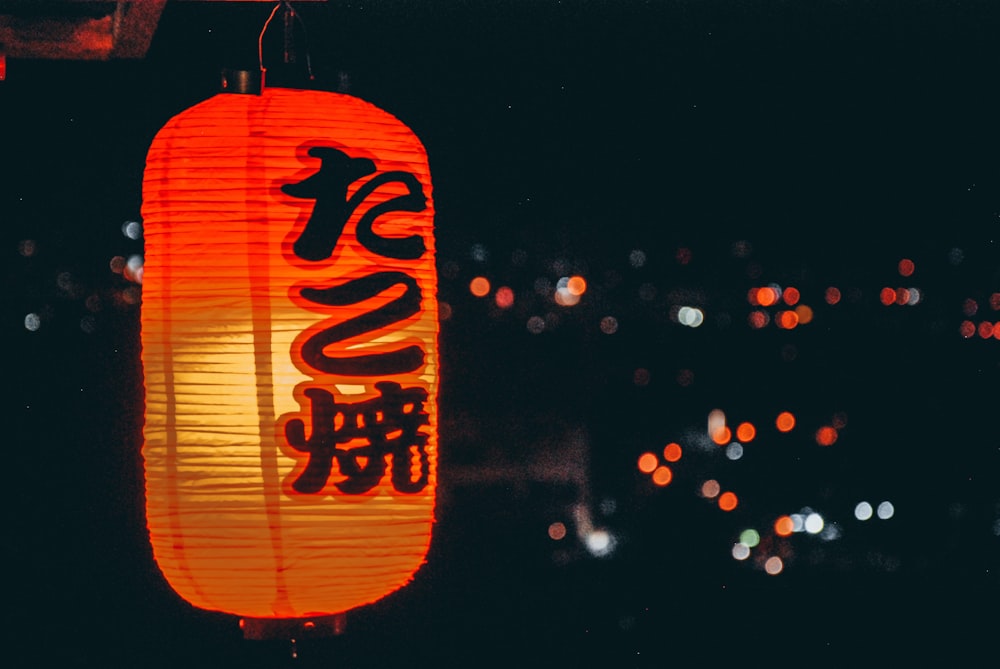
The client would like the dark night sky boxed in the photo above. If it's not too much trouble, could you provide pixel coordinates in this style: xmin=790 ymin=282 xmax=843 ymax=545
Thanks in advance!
xmin=3 ymin=1 xmax=999 ymax=667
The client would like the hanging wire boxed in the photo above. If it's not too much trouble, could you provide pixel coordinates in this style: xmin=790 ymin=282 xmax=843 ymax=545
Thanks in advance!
xmin=258 ymin=1 xmax=316 ymax=90
xmin=258 ymin=2 xmax=283 ymax=88
xmin=290 ymin=4 xmax=316 ymax=81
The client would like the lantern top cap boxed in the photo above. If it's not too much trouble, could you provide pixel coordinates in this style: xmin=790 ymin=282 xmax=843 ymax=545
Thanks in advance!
xmin=220 ymin=68 xmax=262 ymax=95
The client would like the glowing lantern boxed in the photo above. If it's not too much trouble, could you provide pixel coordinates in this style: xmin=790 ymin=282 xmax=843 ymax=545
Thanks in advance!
xmin=139 ymin=86 xmax=437 ymax=625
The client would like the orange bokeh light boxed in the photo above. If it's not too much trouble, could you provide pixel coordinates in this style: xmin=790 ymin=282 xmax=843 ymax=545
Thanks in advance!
xmin=774 ymin=515 xmax=794 ymax=536
xmin=815 ymin=426 xmax=838 ymax=446
xmin=663 ymin=442 xmax=683 ymax=462
xmin=978 ymin=321 xmax=995 ymax=339
xmin=757 ymin=286 xmax=778 ymax=307
xmin=652 ymin=466 xmax=673 ymax=486
xmin=794 ymin=304 xmax=814 ymax=324
xmin=637 ymin=452 xmax=659 ymax=474
xmin=775 ymin=411 xmax=796 ymax=432
xmin=898 ymin=258 xmax=915 ymax=277
xmin=782 ymin=286 xmax=800 ymax=305
xmin=711 ymin=426 xmax=732 ymax=445
xmin=701 ymin=479 xmax=721 ymax=499
xmin=566 ymin=275 xmax=587 ymax=296
xmin=718 ymin=491 xmax=738 ymax=511
xmin=776 ymin=310 xmax=799 ymax=329
xmin=470 ymin=276 xmax=491 ymax=297
xmin=880 ymin=287 xmax=896 ymax=306
xmin=735 ymin=422 xmax=756 ymax=443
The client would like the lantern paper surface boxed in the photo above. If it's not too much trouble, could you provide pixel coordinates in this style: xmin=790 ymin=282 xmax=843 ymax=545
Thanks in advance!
xmin=140 ymin=88 xmax=437 ymax=619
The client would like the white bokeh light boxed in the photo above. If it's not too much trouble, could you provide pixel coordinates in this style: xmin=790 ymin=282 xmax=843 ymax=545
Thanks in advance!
xmin=804 ymin=513 xmax=824 ymax=534
xmin=122 ymin=220 xmax=143 ymax=240
xmin=855 ymin=501 xmax=874 ymax=521
xmin=678 ymin=306 xmax=705 ymax=328
xmin=877 ymin=501 xmax=895 ymax=520
xmin=585 ymin=529 xmax=616 ymax=557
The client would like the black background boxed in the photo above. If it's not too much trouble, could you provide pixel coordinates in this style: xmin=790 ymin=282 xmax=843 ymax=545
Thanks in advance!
xmin=3 ymin=1 xmax=999 ymax=666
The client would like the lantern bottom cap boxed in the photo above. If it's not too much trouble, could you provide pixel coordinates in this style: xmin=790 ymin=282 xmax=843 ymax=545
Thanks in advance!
xmin=239 ymin=613 xmax=348 ymax=641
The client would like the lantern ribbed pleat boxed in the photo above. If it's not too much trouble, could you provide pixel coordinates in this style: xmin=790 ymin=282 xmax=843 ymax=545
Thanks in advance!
xmin=140 ymin=88 xmax=437 ymax=619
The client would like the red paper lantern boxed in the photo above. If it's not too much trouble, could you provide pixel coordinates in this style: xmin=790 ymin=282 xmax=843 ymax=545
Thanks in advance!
xmin=139 ymin=87 xmax=437 ymax=622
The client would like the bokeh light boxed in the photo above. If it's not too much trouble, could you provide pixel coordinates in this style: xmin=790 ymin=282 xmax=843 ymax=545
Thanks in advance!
xmin=775 ymin=411 xmax=796 ymax=433
xmin=585 ymin=530 xmax=616 ymax=557
xmin=774 ymin=516 xmax=794 ymax=536
xmin=495 ymin=286 xmax=514 ymax=309
xmin=651 ymin=466 xmax=673 ymax=486
xmin=548 ymin=522 xmax=567 ymax=541
xmin=804 ymin=513 xmax=824 ymax=534
xmin=854 ymin=501 xmax=874 ymax=521
xmin=555 ymin=277 xmax=582 ymax=306
xmin=712 ymin=426 xmax=732 ymax=445
xmin=764 ymin=556 xmax=784 ymax=575
xmin=776 ymin=310 xmax=799 ymax=329
xmin=122 ymin=220 xmax=142 ymax=240
xmin=732 ymin=543 xmax=751 ymax=560
xmin=18 ymin=239 xmax=37 ymax=257
xmin=877 ymin=501 xmax=895 ymax=520
xmin=718 ymin=491 xmax=738 ymax=511
xmin=756 ymin=286 xmax=778 ymax=307
xmin=700 ymin=479 xmax=721 ymax=499
xmin=748 ymin=310 xmax=769 ymax=329
xmin=736 ymin=422 xmax=756 ymax=442
xmin=815 ymin=426 xmax=838 ymax=447
xmin=663 ymin=442 xmax=682 ymax=462
xmin=124 ymin=255 xmax=144 ymax=283
xmin=637 ymin=452 xmax=658 ymax=474
xmin=566 ymin=275 xmax=587 ymax=296
xmin=677 ymin=306 xmax=705 ymax=328
xmin=469 ymin=276 xmax=491 ymax=297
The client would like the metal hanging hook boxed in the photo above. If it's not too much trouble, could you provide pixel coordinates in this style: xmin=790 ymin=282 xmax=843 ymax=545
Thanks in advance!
xmin=258 ymin=1 xmax=315 ymax=91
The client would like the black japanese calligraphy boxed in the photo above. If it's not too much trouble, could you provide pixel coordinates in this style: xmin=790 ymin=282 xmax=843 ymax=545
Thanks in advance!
xmin=297 ymin=270 xmax=424 ymax=376
xmin=284 ymin=381 xmax=430 ymax=495
xmin=282 ymin=146 xmax=427 ymax=262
